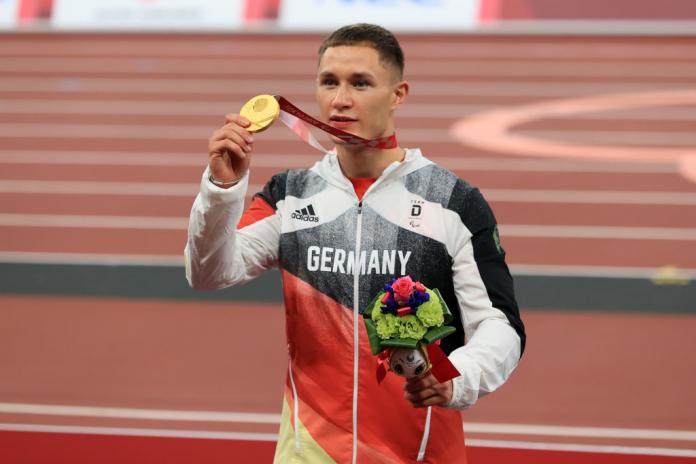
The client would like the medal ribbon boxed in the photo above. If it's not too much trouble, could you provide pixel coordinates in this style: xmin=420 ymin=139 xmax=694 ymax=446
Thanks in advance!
xmin=426 ymin=340 xmax=461 ymax=384
xmin=274 ymin=96 xmax=397 ymax=152
xmin=376 ymin=348 xmax=393 ymax=384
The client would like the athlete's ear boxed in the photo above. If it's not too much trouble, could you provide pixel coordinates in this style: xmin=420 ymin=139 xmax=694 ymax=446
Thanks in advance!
xmin=391 ymin=80 xmax=409 ymax=111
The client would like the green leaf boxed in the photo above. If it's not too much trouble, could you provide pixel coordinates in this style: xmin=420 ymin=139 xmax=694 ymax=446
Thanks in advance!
xmin=363 ymin=291 xmax=386 ymax=320
xmin=363 ymin=317 xmax=383 ymax=355
xmin=423 ymin=325 xmax=456 ymax=344
xmin=381 ymin=338 xmax=419 ymax=349
xmin=433 ymin=288 xmax=453 ymax=324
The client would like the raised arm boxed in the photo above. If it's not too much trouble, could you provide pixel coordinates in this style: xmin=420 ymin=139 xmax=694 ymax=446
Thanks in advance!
xmin=184 ymin=114 xmax=281 ymax=290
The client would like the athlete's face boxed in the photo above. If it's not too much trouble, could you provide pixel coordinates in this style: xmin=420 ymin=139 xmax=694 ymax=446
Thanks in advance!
xmin=316 ymin=45 xmax=408 ymax=145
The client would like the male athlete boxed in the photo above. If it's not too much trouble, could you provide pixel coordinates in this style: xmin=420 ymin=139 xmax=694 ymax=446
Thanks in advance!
xmin=186 ymin=23 xmax=525 ymax=463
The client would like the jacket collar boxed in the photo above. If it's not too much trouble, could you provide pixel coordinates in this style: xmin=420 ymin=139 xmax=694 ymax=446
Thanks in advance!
xmin=313 ymin=148 xmax=432 ymax=196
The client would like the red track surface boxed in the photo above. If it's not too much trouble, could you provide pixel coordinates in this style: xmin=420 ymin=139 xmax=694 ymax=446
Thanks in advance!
xmin=3 ymin=432 xmax=696 ymax=464
xmin=2 ymin=296 xmax=696 ymax=462
xmin=1 ymin=33 xmax=695 ymax=462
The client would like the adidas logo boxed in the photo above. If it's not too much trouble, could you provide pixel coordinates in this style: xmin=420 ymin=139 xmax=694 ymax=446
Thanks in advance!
xmin=291 ymin=204 xmax=319 ymax=222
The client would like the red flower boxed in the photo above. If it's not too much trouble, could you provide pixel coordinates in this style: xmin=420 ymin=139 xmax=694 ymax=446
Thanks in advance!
xmin=391 ymin=276 xmax=414 ymax=305
xmin=397 ymin=307 xmax=412 ymax=317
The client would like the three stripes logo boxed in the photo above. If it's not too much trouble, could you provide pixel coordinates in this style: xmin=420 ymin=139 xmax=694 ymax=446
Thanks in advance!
xmin=291 ymin=204 xmax=319 ymax=222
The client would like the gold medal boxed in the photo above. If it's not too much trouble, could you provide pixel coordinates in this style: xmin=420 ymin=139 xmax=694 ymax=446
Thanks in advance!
xmin=239 ymin=94 xmax=280 ymax=133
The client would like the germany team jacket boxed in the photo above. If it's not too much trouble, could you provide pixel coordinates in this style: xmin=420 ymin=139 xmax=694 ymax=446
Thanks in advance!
xmin=185 ymin=148 xmax=526 ymax=463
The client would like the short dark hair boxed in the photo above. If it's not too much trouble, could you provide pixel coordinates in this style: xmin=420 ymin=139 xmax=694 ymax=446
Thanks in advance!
xmin=318 ymin=23 xmax=405 ymax=79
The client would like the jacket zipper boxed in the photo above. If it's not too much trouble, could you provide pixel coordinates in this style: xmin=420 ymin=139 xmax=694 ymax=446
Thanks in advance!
xmin=351 ymin=201 xmax=363 ymax=464
xmin=351 ymin=194 xmax=431 ymax=462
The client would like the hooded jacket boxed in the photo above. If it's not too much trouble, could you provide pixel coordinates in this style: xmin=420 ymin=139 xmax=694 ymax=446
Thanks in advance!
xmin=185 ymin=148 xmax=525 ymax=463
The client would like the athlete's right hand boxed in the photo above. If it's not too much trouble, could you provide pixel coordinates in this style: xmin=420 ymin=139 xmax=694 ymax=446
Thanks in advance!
xmin=207 ymin=114 xmax=255 ymax=185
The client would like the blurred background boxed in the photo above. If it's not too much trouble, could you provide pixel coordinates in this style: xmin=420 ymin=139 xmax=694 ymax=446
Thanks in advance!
xmin=1 ymin=0 xmax=695 ymax=462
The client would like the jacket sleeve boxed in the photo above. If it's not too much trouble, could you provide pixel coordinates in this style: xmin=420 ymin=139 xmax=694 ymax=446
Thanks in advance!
xmin=185 ymin=167 xmax=281 ymax=291
xmin=445 ymin=186 xmax=526 ymax=410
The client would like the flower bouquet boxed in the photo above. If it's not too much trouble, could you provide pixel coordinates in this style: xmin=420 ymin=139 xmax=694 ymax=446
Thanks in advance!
xmin=363 ymin=276 xmax=461 ymax=383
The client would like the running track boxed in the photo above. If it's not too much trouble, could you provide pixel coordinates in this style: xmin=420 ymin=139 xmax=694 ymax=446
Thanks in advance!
xmin=0 ymin=33 xmax=695 ymax=463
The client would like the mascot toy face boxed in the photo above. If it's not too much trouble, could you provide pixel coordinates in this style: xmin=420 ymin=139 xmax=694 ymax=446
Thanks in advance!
xmin=388 ymin=347 xmax=429 ymax=379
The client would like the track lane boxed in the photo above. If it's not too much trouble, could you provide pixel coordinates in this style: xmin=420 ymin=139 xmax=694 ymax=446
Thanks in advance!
xmin=3 ymin=194 xmax=695 ymax=228
xmin=1 ymin=295 xmax=695 ymax=451
xmin=1 ymin=32 xmax=695 ymax=463
xmin=2 ymin=230 xmax=696 ymax=267
xmin=2 ymin=162 xmax=695 ymax=192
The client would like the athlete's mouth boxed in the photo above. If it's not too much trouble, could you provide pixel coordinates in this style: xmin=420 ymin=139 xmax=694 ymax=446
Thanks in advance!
xmin=329 ymin=115 xmax=358 ymax=122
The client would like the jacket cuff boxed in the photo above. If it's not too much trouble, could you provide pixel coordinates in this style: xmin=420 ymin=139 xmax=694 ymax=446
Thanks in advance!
xmin=444 ymin=356 xmax=481 ymax=410
xmin=199 ymin=167 xmax=249 ymax=206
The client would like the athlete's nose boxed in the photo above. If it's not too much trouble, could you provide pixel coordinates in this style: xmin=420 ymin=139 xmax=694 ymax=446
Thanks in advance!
xmin=331 ymin=84 xmax=353 ymax=110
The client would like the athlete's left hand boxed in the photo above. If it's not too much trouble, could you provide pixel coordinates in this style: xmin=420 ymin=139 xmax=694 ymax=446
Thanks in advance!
xmin=404 ymin=374 xmax=453 ymax=408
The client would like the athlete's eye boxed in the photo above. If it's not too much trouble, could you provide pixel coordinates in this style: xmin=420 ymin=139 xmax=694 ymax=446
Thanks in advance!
xmin=321 ymin=77 xmax=338 ymax=87
xmin=353 ymin=79 xmax=369 ymax=89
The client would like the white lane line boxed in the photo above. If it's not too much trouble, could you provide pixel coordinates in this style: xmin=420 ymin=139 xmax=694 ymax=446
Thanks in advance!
xmin=0 ymin=213 xmax=187 ymax=230
xmin=1 ymin=40 xmax=694 ymax=59
xmin=0 ymin=152 xmax=205 ymax=167
xmin=1 ymin=423 xmax=695 ymax=457
xmin=0 ymin=77 xmax=691 ymax=97
xmin=501 ymin=224 xmax=696 ymax=241
xmin=0 ymin=122 xmax=234 ymax=140
xmin=0 ymin=150 xmax=679 ymax=174
xmin=465 ymin=439 xmax=696 ymax=458
xmin=0 ymin=99 xmax=489 ymax=118
xmin=521 ymin=129 xmax=696 ymax=147
xmin=13 ymin=124 xmax=684 ymax=147
xmin=465 ymin=423 xmax=696 ymax=441
xmin=0 ymin=423 xmax=277 ymax=442
xmin=0 ymin=99 xmax=240 ymax=116
xmin=0 ymin=151 xmax=250 ymax=168
xmin=0 ymin=403 xmax=696 ymax=441
xmin=0 ymin=180 xmax=204 ymax=196
xmin=0 ymin=403 xmax=279 ymax=424
xmin=2 ymin=423 xmax=694 ymax=458
xmin=4 ymin=180 xmax=696 ymax=206
xmin=0 ymin=123 xmax=452 ymax=143
xmin=484 ymin=189 xmax=696 ymax=205
xmin=3 ymin=57 xmax=696 ymax=79
xmin=1 ymin=213 xmax=695 ymax=240
xmin=1 ymin=403 xmax=696 ymax=442
xmin=0 ymin=76 xmax=315 ymax=94
xmin=3 ymin=98 xmax=696 ymax=121
xmin=1 ymin=252 xmax=693 ymax=280
xmin=154 ymin=160 xmax=689 ymax=175
xmin=510 ymin=263 xmax=696 ymax=279
xmin=575 ymin=107 xmax=696 ymax=121
xmin=0 ymin=251 xmax=185 ymax=266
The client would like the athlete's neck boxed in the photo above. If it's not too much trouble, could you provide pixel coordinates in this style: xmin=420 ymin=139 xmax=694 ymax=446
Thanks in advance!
xmin=336 ymin=145 xmax=405 ymax=179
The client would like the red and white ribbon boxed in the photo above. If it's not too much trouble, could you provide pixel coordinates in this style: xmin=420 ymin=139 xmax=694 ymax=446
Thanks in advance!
xmin=275 ymin=96 xmax=397 ymax=153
